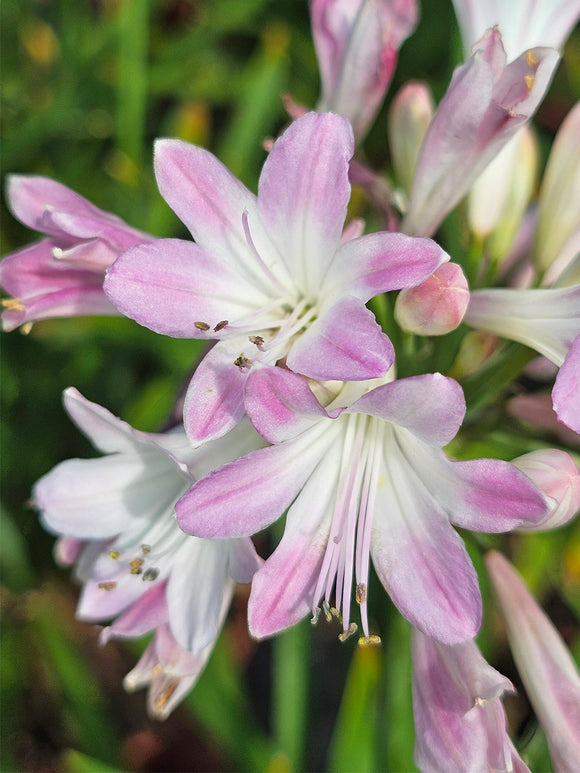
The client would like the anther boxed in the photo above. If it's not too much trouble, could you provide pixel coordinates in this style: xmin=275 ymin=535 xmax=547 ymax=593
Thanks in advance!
xmin=234 ymin=353 xmax=252 ymax=369
xmin=21 ymin=323 xmax=33 ymax=335
xmin=358 ymin=635 xmax=382 ymax=647
xmin=310 ymin=608 xmax=321 ymax=625
xmin=249 ymin=335 xmax=264 ymax=346
xmin=338 ymin=622 xmax=358 ymax=642
xmin=2 ymin=298 xmax=25 ymax=311
xmin=143 ymin=568 xmax=159 ymax=582
xmin=98 ymin=581 xmax=117 ymax=591
xmin=155 ymin=681 xmax=179 ymax=712
xmin=194 ymin=321 xmax=210 ymax=331
xmin=130 ymin=558 xmax=144 ymax=575
xmin=322 ymin=599 xmax=332 ymax=622
xmin=355 ymin=583 xmax=367 ymax=604
xmin=214 ymin=320 xmax=228 ymax=332
xmin=109 ymin=550 xmax=121 ymax=560
xmin=526 ymin=50 xmax=538 ymax=67
xmin=524 ymin=73 xmax=535 ymax=91
xmin=141 ymin=544 xmax=151 ymax=554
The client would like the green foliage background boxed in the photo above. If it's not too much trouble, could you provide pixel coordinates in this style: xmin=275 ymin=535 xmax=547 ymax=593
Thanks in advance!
xmin=1 ymin=1 xmax=579 ymax=771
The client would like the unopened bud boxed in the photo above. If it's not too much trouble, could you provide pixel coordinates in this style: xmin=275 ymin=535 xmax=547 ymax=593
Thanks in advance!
xmin=513 ymin=449 xmax=580 ymax=530
xmin=395 ymin=262 xmax=469 ymax=335
xmin=388 ymin=81 xmax=433 ymax=193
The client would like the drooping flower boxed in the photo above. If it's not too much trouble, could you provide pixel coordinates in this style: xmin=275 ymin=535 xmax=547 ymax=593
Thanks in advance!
xmin=411 ymin=628 xmax=529 ymax=773
xmin=486 ymin=551 xmax=580 ymax=772
xmin=33 ymin=388 xmax=263 ymax=717
xmin=176 ymin=366 xmax=547 ymax=646
xmin=104 ymin=112 xmax=448 ymax=444
xmin=401 ymin=28 xmax=560 ymax=238
xmin=309 ymin=0 xmax=419 ymax=140
xmin=0 ymin=175 xmax=152 ymax=331
xmin=465 ymin=284 xmax=580 ymax=432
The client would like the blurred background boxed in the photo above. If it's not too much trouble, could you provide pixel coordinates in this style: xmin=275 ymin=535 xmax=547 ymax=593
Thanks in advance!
xmin=1 ymin=1 xmax=579 ymax=771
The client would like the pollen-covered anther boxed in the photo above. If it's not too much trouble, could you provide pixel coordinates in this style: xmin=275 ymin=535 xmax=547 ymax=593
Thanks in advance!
xmin=249 ymin=335 xmax=264 ymax=347
xmin=526 ymin=50 xmax=538 ymax=67
xmin=194 ymin=321 xmax=210 ymax=331
xmin=155 ymin=680 xmax=179 ymax=713
xmin=213 ymin=320 xmax=228 ymax=332
xmin=141 ymin=544 xmax=151 ymax=554
xmin=355 ymin=583 xmax=367 ymax=604
xmin=338 ymin=622 xmax=358 ymax=642
xmin=311 ymin=608 xmax=321 ymax=625
xmin=358 ymin=634 xmax=382 ymax=648
xmin=233 ymin=353 xmax=252 ymax=369
xmin=322 ymin=599 xmax=332 ymax=622
xmin=524 ymin=73 xmax=535 ymax=91
xmin=98 ymin=581 xmax=117 ymax=591
xmin=109 ymin=550 xmax=121 ymax=560
xmin=142 ymin=567 xmax=159 ymax=582
xmin=130 ymin=557 xmax=144 ymax=575
xmin=2 ymin=298 xmax=25 ymax=311
xmin=21 ymin=323 xmax=33 ymax=335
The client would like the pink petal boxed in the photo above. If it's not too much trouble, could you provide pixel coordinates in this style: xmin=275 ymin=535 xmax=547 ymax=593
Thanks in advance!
xmin=257 ymin=112 xmax=353 ymax=296
xmin=286 ymin=296 xmax=394 ymax=381
xmin=248 ymin=447 xmax=339 ymax=637
xmin=322 ymin=231 xmax=449 ymax=303
xmin=104 ymin=238 xmax=263 ymax=338
xmin=349 ymin=374 xmax=466 ymax=446
xmin=244 ymin=366 xmax=330 ymax=444
xmin=228 ymin=537 xmax=263 ymax=584
xmin=371 ymin=444 xmax=481 ymax=643
xmin=176 ymin=429 xmax=329 ymax=538
xmin=100 ymin=581 xmax=169 ymax=644
xmin=553 ymin=335 xmax=580 ymax=432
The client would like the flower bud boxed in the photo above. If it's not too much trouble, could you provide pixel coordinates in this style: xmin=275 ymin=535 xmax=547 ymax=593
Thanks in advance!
xmin=388 ymin=81 xmax=433 ymax=193
xmin=395 ymin=262 xmax=469 ymax=335
xmin=513 ymin=449 xmax=580 ymax=529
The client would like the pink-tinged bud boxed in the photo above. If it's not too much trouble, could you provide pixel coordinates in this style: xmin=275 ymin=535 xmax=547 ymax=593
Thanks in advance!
xmin=468 ymin=127 xmax=538 ymax=262
xmin=486 ymin=551 xmax=580 ymax=773
xmin=310 ymin=0 xmax=418 ymax=140
xmin=395 ymin=262 xmax=469 ymax=335
xmin=512 ymin=449 xmax=580 ymax=530
xmin=388 ymin=81 xmax=434 ymax=193
xmin=535 ymin=103 xmax=580 ymax=282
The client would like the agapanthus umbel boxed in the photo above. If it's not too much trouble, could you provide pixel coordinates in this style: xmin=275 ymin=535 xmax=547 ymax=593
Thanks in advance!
xmin=33 ymin=388 xmax=263 ymax=718
xmin=177 ymin=366 xmax=547 ymax=646
xmin=0 ymin=176 xmax=152 ymax=331
xmin=104 ymin=111 xmax=449 ymax=446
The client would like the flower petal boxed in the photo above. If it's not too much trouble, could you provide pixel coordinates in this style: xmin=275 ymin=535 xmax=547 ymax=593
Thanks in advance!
xmin=553 ymin=335 xmax=580 ymax=432
xmin=104 ymin=238 xmax=264 ymax=338
xmin=286 ymin=296 xmax=394 ymax=381
xmin=100 ymin=581 xmax=169 ymax=643
xmin=322 ymin=232 xmax=449 ymax=304
xmin=257 ymin=112 xmax=353 ymax=297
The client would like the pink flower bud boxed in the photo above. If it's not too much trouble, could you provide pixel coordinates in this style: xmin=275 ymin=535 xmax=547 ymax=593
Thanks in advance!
xmin=395 ymin=262 xmax=469 ymax=335
xmin=388 ymin=81 xmax=434 ymax=193
xmin=513 ymin=449 xmax=580 ymax=530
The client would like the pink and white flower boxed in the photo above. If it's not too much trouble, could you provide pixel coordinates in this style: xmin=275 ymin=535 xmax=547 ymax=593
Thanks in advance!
xmin=411 ymin=629 xmax=529 ymax=773
xmin=176 ymin=366 xmax=547 ymax=646
xmin=0 ymin=176 xmax=152 ymax=331
xmin=310 ymin=0 xmax=418 ymax=140
xmin=401 ymin=28 xmax=560 ymax=238
xmin=33 ymin=388 xmax=263 ymax=717
xmin=104 ymin=112 xmax=448 ymax=444
xmin=486 ymin=551 xmax=580 ymax=772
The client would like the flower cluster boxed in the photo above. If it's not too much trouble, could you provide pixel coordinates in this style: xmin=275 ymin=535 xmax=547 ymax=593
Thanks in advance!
xmin=3 ymin=0 xmax=580 ymax=769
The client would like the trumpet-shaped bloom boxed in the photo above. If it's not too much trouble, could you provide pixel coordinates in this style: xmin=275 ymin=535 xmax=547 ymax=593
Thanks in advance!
xmin=33 ymin=388 xmax=263 ymax=716
xmin=105 ymin=112 xmax=448 ymax=444
xmin=465 ymin=285 xmax=580 ymax=432
xmin=486 ymin=551 xmax=580 ymax=772
xmin=0 ymin=175 xmax=151 ymax=331
xmin=310 ymin=0 xmax=418 ymax=139
xmin=177 ymin=366 xmax=547 ymax=646
xmin=452 ymin=0 xmax=580 ymax=62
xmin=411 ymin=629 xmax=529 ymax=773
xmin=401 ymin=28 xmax=560 ymax=237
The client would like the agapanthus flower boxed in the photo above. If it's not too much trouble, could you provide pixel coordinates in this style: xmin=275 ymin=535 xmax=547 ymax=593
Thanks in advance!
xmin=411 ymin=628 xmax=529 ymax=773
xmin=401 ymin=28 xmax=559 ymax=238
xmin=104 ymin=112 xmax=448 ymax=444
xmin=465 ymin=284 xmax=580 ymax=432
xmin=486 ymin=551 xmax=580 ymax=772
xmin=0 ymin=175 xmax=152 ymax=331
xmin=33 ymin=388 xmax=263 ymax=717
xmin=177 ymin=366 xmax=547 ymax=646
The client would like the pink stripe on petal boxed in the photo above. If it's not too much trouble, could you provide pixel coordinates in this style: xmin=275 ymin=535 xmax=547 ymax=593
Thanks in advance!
xmin=258 ymin=112 xmax=353 ymax=296
xmin=100 ymin=581 xmax=169 ymax=643
xmin=286 ymin=296 xmax=394 ymax=381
